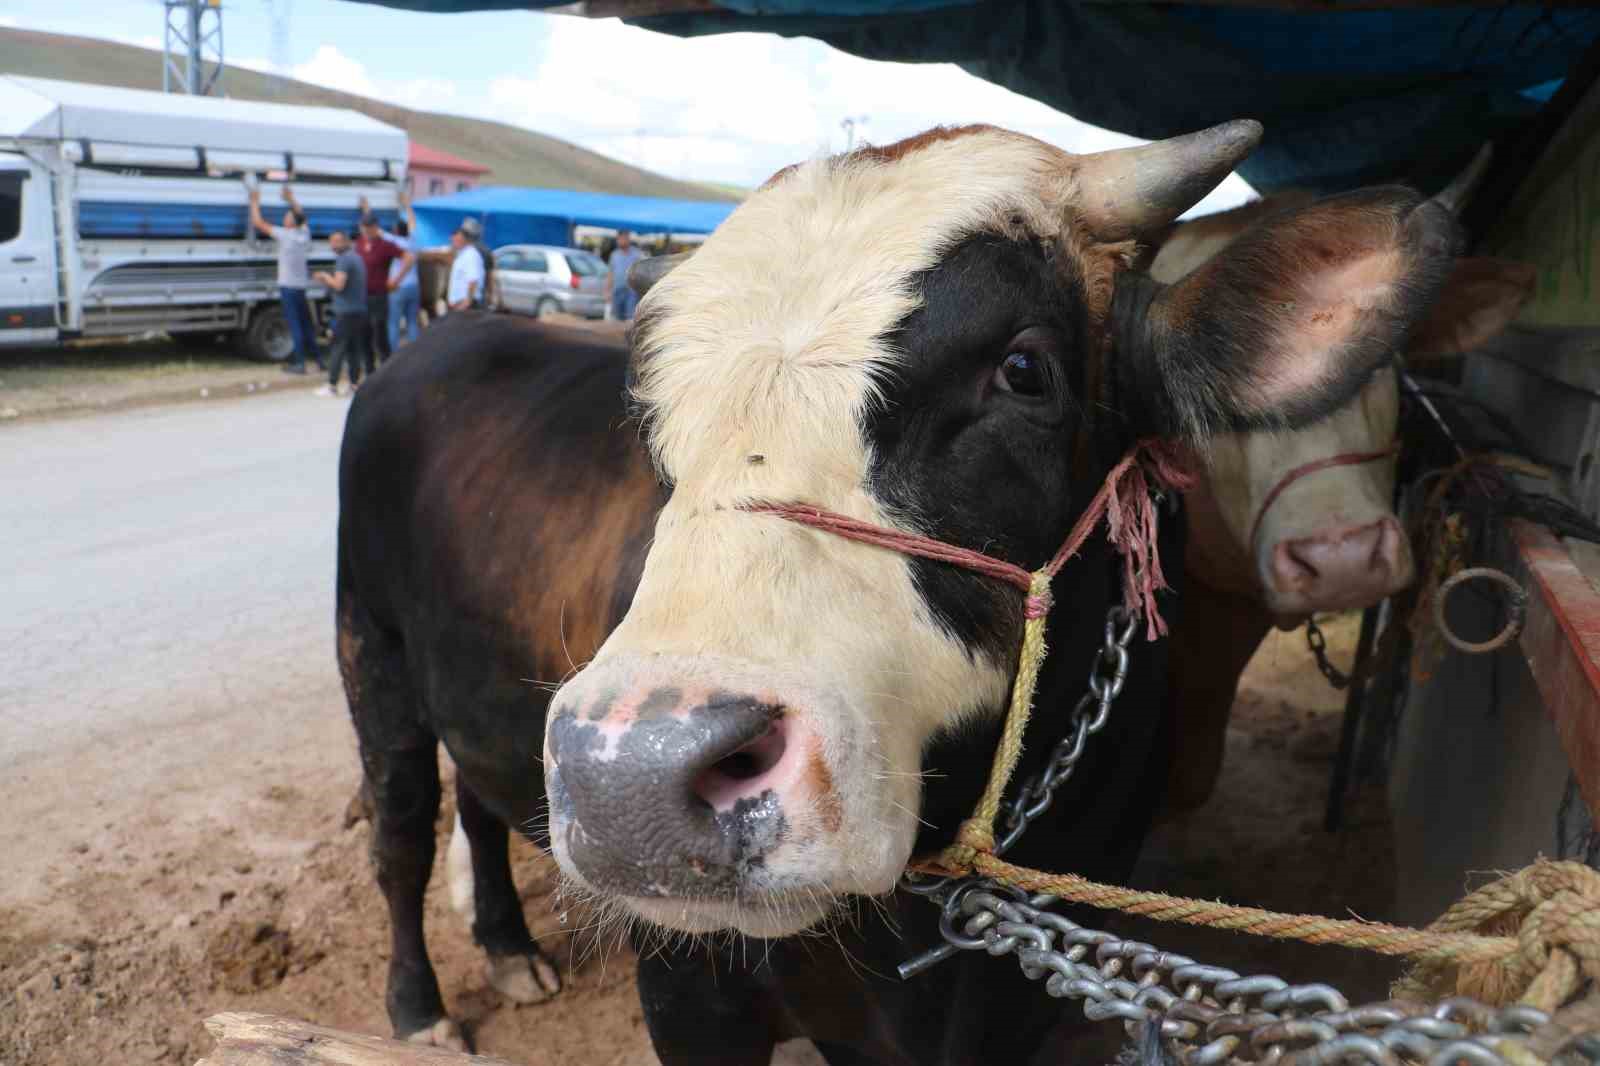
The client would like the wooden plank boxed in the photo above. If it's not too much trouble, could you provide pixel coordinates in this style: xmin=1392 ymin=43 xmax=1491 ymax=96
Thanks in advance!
xmin=1510 ymin=519 xmax=1600 ymax=821
xmin=193 ymin=1012 xmax=515 ymax=1066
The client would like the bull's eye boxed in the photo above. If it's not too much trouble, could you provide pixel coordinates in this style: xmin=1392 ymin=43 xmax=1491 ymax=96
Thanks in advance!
xmin=995 ymin=351 xmax=1046 ymax=397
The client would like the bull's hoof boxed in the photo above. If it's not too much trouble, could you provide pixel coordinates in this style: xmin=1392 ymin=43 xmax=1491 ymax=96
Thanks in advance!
xmin=404 ymin=1017 xmax=470 ymax=1053
xmin=342 ymin=783 xmax=373 ymax=829
xmin=486 ymin=951 xmax=562 ymax=1004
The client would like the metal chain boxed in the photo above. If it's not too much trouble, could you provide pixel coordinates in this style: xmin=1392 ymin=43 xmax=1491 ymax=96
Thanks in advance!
xmin=943 ymin=886 xmax=1595 ymax=1066
xmin=899 ymin=603 xmax=1137 ymax=976
xmin=998 ymin=604 xmax=1138 ymax=856
xmin=1307 ymin=617 xmax=1353 ymax=691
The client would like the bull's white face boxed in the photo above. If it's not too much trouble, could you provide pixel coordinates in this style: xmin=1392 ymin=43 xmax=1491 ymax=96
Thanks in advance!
xmin=542 ymin=124 xmax=1459 ymax=938
xmin=1195 ymin=367 xmax=1412 ymax=619
xmin=546 ymin=131 xmax=1061 ymax=935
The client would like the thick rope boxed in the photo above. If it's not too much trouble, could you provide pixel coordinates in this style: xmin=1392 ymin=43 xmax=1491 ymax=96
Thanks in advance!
xmin=951 ymin=855 xmax=1600 ymax=1013
xmin=1392 ymin=860 xmax=1600 ymax=1012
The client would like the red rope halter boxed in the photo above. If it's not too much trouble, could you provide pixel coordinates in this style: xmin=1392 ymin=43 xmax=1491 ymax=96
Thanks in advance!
xmin=744 ymin=439 xmax=1198 ymax=639
xmin=1245 ymin=444 xmax=1401 ymax=561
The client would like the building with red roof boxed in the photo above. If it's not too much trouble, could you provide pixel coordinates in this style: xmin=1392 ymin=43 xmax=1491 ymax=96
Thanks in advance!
xmin=407 ymin=143 xmax=492 ymax=200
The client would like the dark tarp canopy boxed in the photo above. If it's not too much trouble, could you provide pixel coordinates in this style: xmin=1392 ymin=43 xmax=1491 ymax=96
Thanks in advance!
xmin=349 ymin=0 xmax=1598 ymax=197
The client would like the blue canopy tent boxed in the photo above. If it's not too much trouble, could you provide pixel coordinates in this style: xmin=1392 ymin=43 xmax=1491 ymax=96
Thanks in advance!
xmin=412 ymin=187 xmax=739 ymax=250
xmin=351 ymin=0 xmax=1599 ymax=202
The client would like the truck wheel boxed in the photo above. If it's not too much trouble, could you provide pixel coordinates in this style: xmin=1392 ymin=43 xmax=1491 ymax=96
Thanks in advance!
xmin=535 ymin=297 xmax=559 ymax=320
xmin=242 ymin=305 xmax=294 ymax=363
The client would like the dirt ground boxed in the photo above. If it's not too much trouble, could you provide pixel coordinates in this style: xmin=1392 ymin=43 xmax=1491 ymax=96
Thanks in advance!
xmin=0 ymin=611 xmax=1401 ymax=1066
xmin=0 ymin=336 xmax=324 ymax=422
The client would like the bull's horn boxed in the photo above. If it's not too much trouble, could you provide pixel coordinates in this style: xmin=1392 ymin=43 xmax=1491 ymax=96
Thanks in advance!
xmin=628 ymin=251 xmax=694 ymax=297
xmin=1433 ymin=143 xmax=1493 ymax=218
xmin=1073 ymin=119 xmax=1263 ymax=242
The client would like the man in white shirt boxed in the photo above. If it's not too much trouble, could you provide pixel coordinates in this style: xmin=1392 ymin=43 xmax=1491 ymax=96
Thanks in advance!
xmin=447 ymin=221 xmax=486 ymax=312
xmin=249 ymin=183 xmax=321 ymax=373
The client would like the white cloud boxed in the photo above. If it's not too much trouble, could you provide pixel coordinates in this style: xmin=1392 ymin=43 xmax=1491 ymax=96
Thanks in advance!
xmin=291 ymin=44 xmax=379 ymax=97
xmin=274 ymin=46 xmax=457 ymax=113
xmin=0 ymin=16 xmax=19 ymax=28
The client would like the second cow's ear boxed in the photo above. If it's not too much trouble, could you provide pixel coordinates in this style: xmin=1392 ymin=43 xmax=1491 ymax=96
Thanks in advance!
xmin=1405 ymin=257 xmax=1536 ymax=360
xmin=1116 ymin=186 xmax=1461 ymax=442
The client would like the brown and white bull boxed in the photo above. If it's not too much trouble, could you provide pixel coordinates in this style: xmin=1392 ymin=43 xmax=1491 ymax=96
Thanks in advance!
xmin=336 ymin=121 xmax=1463 ymax=1063
xmin=1147 ymin=195 xmax=1534 ymax=812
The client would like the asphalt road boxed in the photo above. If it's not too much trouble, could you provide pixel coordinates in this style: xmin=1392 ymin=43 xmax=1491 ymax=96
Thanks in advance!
xmin=2 ymin=390 xmax=358 ymax=908
xmin=3 ymin=390 xmax=349 ymax=768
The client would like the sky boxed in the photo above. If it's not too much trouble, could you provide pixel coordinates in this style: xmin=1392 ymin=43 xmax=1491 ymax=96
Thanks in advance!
xmin=1 ymin=0 xmax=1255 ymax=209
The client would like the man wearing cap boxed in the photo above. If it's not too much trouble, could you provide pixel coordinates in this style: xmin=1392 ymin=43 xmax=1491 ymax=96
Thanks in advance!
xmin=447 ymin=219 xmax=487 ymax=312
xmin=248 ymin=183 xmax=321 ymax=374
xmin=355 ymin=211 xmax=412 ymax=373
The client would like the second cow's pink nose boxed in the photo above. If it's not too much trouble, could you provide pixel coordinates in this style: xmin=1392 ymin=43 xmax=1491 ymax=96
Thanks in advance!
xmin=1270 ymin=516 xmax=1408 ymax=610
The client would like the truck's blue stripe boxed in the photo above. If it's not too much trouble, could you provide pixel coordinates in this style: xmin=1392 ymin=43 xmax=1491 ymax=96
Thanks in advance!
xmin=78 ymin=202 xmax=399 ymax=241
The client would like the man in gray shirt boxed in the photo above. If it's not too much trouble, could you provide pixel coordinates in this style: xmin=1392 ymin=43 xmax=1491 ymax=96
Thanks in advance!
xmin=249 ymin=184 xmax=321 ymax=373
xmin=314 ymin=231 xmax=368 ymax=396
xmin=605 ymin=230 xmax=646 ymax=321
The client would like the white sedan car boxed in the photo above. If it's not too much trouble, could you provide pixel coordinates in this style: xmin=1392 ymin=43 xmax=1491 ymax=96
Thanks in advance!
xmin=492 ymin=244 xmax=608 ymax=319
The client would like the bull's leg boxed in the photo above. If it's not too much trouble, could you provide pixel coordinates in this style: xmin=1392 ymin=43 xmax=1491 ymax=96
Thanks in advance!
xmin=452 ymin=779 xmax=562 ymax=1003
xmin=1161 ymin=579 xmax=1271 ymax=815
xmin=368 ymin=745 xmax=460 ymax=1048
xmin=635 ymin=936 xmax=777 ymax=1065
xmin=338 ymin=597 xmax=464 ymax=1051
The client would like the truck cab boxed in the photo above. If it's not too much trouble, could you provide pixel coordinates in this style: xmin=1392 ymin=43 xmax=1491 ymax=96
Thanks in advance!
xmin=0 ymin=152 xmax=58 ymax=346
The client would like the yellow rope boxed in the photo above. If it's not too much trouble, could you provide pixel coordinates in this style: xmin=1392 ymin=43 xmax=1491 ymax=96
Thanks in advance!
xmin=939 ymin=571 xmax=1052 ymax=872
xmin=972 ymin=855 xmax=1518 ymax=962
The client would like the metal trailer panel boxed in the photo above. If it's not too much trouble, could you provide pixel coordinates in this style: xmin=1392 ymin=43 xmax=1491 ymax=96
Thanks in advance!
xmin=0 ymin=75 xmax=406 ymax=167
xmin=73 ymin=171 xmax=400 ymax=241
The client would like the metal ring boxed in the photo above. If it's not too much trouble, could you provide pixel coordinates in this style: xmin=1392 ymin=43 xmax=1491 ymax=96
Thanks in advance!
xmin=1433 ymin=567 xmax=1527 ymax=655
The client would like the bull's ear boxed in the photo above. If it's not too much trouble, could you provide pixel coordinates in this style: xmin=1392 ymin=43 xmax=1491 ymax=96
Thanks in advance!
xmin=1405 ymin=257 xmax=1535 ymax=359
xmin=1116 ymin=186 xmax=1461 ymax=441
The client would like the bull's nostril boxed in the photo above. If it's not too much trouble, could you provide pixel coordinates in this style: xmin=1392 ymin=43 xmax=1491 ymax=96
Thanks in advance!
xmin=692 ymin=719 xmax=788 ymax=812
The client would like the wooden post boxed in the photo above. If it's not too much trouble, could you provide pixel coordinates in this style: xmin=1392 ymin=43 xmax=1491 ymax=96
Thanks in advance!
xmin=194 ymin=1012 xmax=518 ymax=1066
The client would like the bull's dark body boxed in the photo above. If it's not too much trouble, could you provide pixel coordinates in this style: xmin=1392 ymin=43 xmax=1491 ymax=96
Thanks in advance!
xmin=336 ymin=309 xmax=1180 ymax=1064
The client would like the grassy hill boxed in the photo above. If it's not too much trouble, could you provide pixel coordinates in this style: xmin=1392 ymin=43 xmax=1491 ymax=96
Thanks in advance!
xmin=0 ymin=27 xmax=738 ymax=202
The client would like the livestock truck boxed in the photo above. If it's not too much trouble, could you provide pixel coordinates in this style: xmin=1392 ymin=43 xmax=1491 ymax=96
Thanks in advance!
xmin=0 ymin=75 xmax=407 ymax=360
